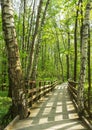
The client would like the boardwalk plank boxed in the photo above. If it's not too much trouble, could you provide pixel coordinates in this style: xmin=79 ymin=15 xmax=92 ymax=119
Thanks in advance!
xmin=11 ymin=83 xmax=88 ymax=130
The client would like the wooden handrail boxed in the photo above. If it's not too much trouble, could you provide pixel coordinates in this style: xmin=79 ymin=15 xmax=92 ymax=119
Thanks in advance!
xmin=27 ymin=80 xmax=58 ymax=107
xmin=68 ymin=80 xmax=78 ymax=103
xmin=68 ymin=80 xmax=92 ymax=118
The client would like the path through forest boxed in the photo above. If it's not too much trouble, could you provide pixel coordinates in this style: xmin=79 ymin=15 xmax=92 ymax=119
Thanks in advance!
xmin=11 ymin=83 xmax=88 ymax=130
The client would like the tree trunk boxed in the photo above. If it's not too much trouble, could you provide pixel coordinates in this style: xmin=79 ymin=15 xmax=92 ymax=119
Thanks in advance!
xmin=1 ymin=0 xmax=28 ymax=119
xmin=31 ymin=0 xmax=50 ymax=81
xmin=27 ymin=0 xmax=36 ymax=50
xmin=74 ymin=0 xmax=80 ymax=81
xmin=26 ymin=0 xmax=43 ymax=79
xmin=55 ymin=29 xmax=64 ymax=82
xmin=66 ymin=32 xmax=70 ymax=80
xmin=22 ymin=0 xmax=26 ymax=70
xmin=88 ymin=25 xmax=91 ymax=111
xmin=80 ymin=0 xmax=83 ymax=52
xmin=77 ymin=1 xmax=90 ymax=115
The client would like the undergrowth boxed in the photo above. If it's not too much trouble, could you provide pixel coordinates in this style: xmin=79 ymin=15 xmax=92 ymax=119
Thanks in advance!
xmin=0 ymin=91 xmax=12 ymax=129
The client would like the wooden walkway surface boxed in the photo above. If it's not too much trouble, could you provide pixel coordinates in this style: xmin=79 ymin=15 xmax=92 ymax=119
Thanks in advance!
xmin=11 ymin=83 xmax=88 ymax=130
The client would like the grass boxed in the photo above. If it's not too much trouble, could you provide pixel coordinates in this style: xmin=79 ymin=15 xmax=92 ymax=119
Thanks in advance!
xmin=0 ymin=91 xmax=11 ymax=126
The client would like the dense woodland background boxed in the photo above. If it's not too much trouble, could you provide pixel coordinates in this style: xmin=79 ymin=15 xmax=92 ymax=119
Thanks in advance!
xmin=0 ymin=0 xmax=92 ymax=129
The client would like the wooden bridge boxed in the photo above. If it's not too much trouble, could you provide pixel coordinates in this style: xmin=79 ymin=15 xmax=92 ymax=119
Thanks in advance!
xmin=5 ymin=81 xmax=91 ymax=130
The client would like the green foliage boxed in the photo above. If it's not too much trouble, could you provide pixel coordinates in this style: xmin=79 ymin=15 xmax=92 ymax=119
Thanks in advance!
xmin=0 ymin=91 xmax=12 ymax=126
xmin=0 ymin=0 xmax=91 ymax=128
xmin=0 ymin=11 xmax=9 ymax=91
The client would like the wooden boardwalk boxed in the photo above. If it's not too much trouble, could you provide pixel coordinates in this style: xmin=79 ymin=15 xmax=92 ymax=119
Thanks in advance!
xmin=11 ymin=83 xmax=88 ymax=130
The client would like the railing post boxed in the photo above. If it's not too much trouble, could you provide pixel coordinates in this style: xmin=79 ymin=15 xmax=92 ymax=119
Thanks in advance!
xmin=38 ymin=81 xmax=41 ymax=99
xmin=39 ymin=81 xmax=41 ymax=87
xmin=43 ymin=81 xmax=46 ymax=96
xmin=44 ymin=81 xmax=46 ymax=86
xmin=28 ymin=80 xmax=58 ymax=109
xmin=51 ymin=81 xmax=53 ymax=91
xmin=33 ymin=81 xmax=36 ymax=88
xmin=29 ymin=81 xmax=33 ymax=89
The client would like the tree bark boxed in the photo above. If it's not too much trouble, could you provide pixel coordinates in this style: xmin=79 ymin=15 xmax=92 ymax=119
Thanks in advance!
xmin=27 ymin=0 xmax=36 ymax=50
xmin=78 ymin=1 xmax=90 ymax=115
xmin=54 ymin=27 xmax=64 ymax=81
xmin=31 ymin=0 xmax=50 ymax=81
xmin=66 ymin=32 xmax=70 ymax=80
xmin=22 ymin=0 xmax=26 ymax=70
xmin=26 ymin=0 xmax=43 ymax=79
xmin=1 ymin=0 xmax=28 ymax=119
xmin=87 ymin=24 xmax=91 ymax=111
xmin=80 ymin=0 xmax=83 ymax=52
xmin=74 ymin=0 xmax=80 ymax=81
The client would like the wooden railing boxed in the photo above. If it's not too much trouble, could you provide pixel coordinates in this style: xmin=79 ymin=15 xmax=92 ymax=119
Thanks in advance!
xmin=4 ymin=80 xmax=58 ymax=130
xmin=68 ymin=79 xmax=92 ymax=117
xmin=68 ymin=80 xmax=78 ymax=104
xmin=27 ymin=80 xmax=58 ymax=107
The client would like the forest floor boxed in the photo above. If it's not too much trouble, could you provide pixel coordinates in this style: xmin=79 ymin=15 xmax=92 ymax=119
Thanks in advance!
xmin=10 ymin=83 xmax=88 ymax=130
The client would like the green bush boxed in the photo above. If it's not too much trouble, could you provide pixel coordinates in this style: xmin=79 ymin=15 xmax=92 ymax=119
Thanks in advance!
xmin=0 ymin=91 xmax=11 ymax=126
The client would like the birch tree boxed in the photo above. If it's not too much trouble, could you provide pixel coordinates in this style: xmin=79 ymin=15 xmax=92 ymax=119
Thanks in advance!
xmin=26 ymin=0 xmax=43 ymax=79
xmin=31 ymin=0 xmax=50 ymax=81
xmin=78 ymin=1 xmax=91 ymax=115
xmin=1 ymin=0 xmax=28 ymax=119
xmin=73 ymin=0 xmax=80 ymax=82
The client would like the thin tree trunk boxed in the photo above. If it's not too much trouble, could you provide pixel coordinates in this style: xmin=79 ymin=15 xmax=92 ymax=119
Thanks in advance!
xmin=1 ymin=0 xmax=28 ymax=119
xmin=88 ymin=25 xmax=91 ymax=111
xmin=54 ymin=46 xmax=59 ymax=76
xmin=74 ymin=0 xmax=80 ymax=81
xmin=24 ymin=1 xmax=35 ymax=75
xmin=55 ymin=30 xmax=64 ymax=81
xmin=78 ymin=1 xmax=90 ymax=115
xmin=22 ymin=0 xmax=26 ymax=70
xmin=41 ymin=44 xmax=45 ymax=70
xmin=31 ymin=0 xmax=50 ymax=80
xmin=31 ymin=42 xmax=40 ymax=80
xmin=61 ymin=32 xmax=68 ymax=80
xmin=27 ymin=0 xmax=36 ymax=50
xmin=22 ymin=0 xmax=26 ymax=50
xmin=80 ymin=0 xmax=83 ymax=52
xmin=56 ymin=40 xmax=64 ymax=82
xmin=26 ymin=0 xmax=43 ymax=79
xmin=66 ymin=32 xmax=70 ymax=80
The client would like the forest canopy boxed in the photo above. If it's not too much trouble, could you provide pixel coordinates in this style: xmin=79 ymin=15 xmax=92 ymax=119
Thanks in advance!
xmin=0 ymin=0 xmax=92 ymax=129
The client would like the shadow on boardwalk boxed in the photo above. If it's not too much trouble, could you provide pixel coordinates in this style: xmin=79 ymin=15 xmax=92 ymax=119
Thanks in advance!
xmin=12 ymin=83 xmax=88 ymax=130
